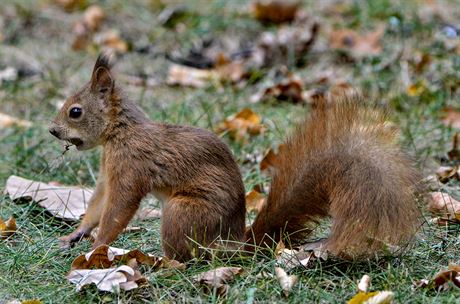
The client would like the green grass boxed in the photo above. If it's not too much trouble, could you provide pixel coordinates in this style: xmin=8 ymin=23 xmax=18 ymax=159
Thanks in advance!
xmin=1 ymin=0 xmax=460 ymax=303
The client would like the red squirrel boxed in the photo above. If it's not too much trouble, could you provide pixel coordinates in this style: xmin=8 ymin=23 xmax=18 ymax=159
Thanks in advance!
xmin=49 ymin=54 xmax=421 ymax=261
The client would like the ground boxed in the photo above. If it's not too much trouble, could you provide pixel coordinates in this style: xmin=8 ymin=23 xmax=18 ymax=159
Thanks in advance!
xmin=0 ymin=0 xmax=460 ymax=303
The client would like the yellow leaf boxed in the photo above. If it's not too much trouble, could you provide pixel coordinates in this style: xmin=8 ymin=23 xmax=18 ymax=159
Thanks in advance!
xmin=0 ymin=216 xmax=17 ymax=239
xmin=217 ymin=108 xmax=264 ymax=143
xmin=406 ymin=83 xmax=426 ymax=97
xmin=348 ymin=291 xmax=395 ymax=304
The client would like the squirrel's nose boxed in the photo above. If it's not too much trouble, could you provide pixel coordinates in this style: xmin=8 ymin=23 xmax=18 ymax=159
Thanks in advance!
xmin=49 ymin=126 xmax=60 ymax=138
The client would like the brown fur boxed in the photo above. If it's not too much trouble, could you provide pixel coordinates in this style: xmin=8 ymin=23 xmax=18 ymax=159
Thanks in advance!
xmin=50 ymin=54 xmax=245 ymax=262
xmin=245 ymin=98 xmax=421 ymax=258
xmin=50 ymin=54 xmax=421 ymax=262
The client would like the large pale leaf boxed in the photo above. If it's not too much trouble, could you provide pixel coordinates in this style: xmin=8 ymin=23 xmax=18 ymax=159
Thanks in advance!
xmin=5 ymin=175 xmax=92 ymax=221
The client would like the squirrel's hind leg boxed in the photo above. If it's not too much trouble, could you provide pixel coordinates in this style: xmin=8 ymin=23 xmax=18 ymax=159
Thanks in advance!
xmin=161 ymin=196 xmax=245 ymax=262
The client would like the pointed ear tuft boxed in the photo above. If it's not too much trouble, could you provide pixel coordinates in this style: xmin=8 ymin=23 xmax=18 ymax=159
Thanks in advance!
xmin=91 ymin=53 xmax=114 ymax=94
xmin=93 ymin=52 xmax=113 ymax=71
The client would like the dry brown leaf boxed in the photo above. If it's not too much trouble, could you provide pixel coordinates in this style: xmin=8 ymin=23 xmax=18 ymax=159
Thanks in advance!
xmin=167 ymin=64 xmax=214 ymax=88
xmin=70 ymin=245 xmax=185 ymax=271
xmin=329 ymin=26 xmax=384 ymax=59
xmin=4 ymin=175 xmax=157 ymax=223
xmin=252 ymin=77 xmax=304 ymax=104
xmin=429 ymin=192 xmax=460 ymax=222
xmin=71 ymin=5 xmax=106 ymax=51
xmin=0 ymin=216 xmax=17 ymax=239
xmin=83 ymin=5 xmax=105 ymax=31
xmin=414 ymin=266 xmax=460 ymax=291
xmin=167 ymin=59 xmax=246 ymax=88
xmin=252 ymin=0 xmax=300 ymax=24
xmin=435 ymin=165 xmax=459 ymax=183
xmin=245 ymin=188 xmax=266 ymax=213
xmin=217 ymin=108 xmax=264 ymax=143
xmin=274 ymin=267 xmax=298 ymax=297
xmin=5 ymin=175 xmax=92 ymax=221
xmin=441 ymin=107 xmax=460 ymax=129
xmin=347 ymin=291 xmax=394 ymax=304
xmin=0 ymin=113 xmax=32 ymax=128
xmin=260 ymin=144 xmax=286 ymax=173
xmin=194 ymin=266 xmax=243 ymax=296
xmin=67 ymin=264 xmax=142 ymax=292
xmin=95 ymin=30 xmax=129 ymax=54
xmin=276 ymin=248 xmax=314 ymax=271
xmin=413 ymin=52 xmax=432 ymax=74
xmin=253 ymin=22 xmax=319 ymax=68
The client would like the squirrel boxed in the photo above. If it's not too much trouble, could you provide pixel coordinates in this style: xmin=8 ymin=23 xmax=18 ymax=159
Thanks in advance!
xmin=49 ymin=54 xmax=421 ymax=262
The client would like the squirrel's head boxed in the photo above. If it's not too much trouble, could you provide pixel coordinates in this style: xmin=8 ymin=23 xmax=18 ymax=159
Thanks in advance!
xmin=49 ymin=53 xmax=115 ymax=150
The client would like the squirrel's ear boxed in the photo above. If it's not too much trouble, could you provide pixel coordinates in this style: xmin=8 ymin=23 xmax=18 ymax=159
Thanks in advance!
xmin=91 ymin=53 xmax=114 ymax=95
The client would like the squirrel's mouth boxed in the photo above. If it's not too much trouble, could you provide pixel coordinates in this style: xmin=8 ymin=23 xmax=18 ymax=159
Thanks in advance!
xmin=67 ymin=138 xmax=84 ymax=147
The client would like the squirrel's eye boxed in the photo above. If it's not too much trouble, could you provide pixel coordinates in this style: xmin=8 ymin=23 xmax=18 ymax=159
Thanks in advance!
xmin=69 ymin=107 xmax=82 ymax=119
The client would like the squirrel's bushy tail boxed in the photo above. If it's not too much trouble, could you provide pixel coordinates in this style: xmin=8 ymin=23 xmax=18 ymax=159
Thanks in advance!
xmin=245 ymin=97 xmax=421 ymax=258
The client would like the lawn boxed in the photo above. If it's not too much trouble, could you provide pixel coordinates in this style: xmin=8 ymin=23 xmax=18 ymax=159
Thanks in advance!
xmin=0 ymin=0 xmax=459 ymax=303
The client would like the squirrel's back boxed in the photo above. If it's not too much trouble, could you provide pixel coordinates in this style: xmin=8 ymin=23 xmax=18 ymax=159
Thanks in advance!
xmin=247 ymin=98 xmax=421 ymax=258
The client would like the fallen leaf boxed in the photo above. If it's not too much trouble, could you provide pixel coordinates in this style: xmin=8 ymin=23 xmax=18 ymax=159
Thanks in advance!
xmin=0 ymin=67 xmax=18 ymax=84
xmin=347 ymin=291 xmax=394 ymax=304
xmin=4 ymin=175 xmax=158 ymax=222
xmin=260 ymin=144 xmax=286 ymax=173
xmin=193 ymin=266 xmax=243 ymax=296
xmin=253 ymin=22 xmax=319 ymax=67
xmin=0 ymin=216 xmax=17 ymax=239
xmin=4 ymin=175 xmax=92 ymax=221
xmin=83 ymin=5 xmax=105 ymax=31
xmin=406 ymin=82 xmax=426 ymax=97
xmin=215 ymin=60 xmax=246 ymax=84
xmin=252 ymin=0 xmax=300 ymax=24
xmin=94 ymin=30 xmax=129 ymax=54
xmin=276 ymin=248 xmax=314 ymax=271
xmin=301 ymin=239 xmax=329 ymax=260
xmin=413 ymin=52 xmax=432 ymax=74
xmin=166 ymin=59 xmax=246 ymax=88
xmin=71 ymin=5 xmax=105 ymax=51
xmin=358 ymin=275 xmax=371 ymax=293
xmin=252 ymin=76 xmax=304 ymax=104
xmin=428 ymin=192 xmax=460 ymax=222
xmin=70 ymin=245 xmax=185 ymax=271
xmin=245 ymin=188 xmax=266 ymax=213
xmin=414 ymin=266 xmax=460 ymax=291
xmin=441 ymin=107 xmax=460 ymax=129
xmin=167 ymin=63 xmax=214 ymax=88
xmin=217 ymin=108 xmax=264 ymax=143
xmin=329 ymin=26 xmax=384 ymax=59
xmin=275 ymin=267 xmax=298 ymax=297
xmin=67 ymin=264 xmax=141 ymax=292
xmin=435 ymin=165 xmax=459 ymax=183
xmin=0 ymin=113 xmax=32 ymax=128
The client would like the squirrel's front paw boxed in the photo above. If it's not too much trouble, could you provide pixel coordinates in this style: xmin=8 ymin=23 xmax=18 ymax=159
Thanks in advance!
xmin=58 ymin=230 xmax=88 ymax=249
